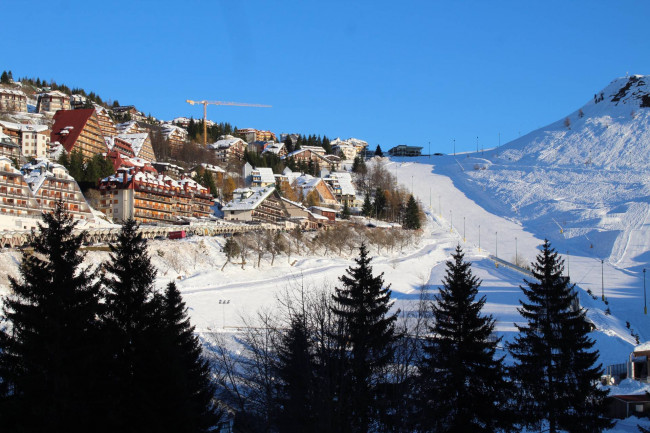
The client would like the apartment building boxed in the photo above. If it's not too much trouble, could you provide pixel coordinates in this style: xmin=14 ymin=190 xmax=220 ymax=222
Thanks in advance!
xmin=21 ymin=158 xmax=94 ymax=221
xmin=0 ymin=88 xmax=27 ymax=112
xmin=0 ymin=121 xmax=50 ymax=159
xmin=98 ymin=162 xmax=213 ymax=224
xmin=36 ymin=90 xmax=71 ymax=113
xmin=51 ymin=109 xmax=108 ymax=161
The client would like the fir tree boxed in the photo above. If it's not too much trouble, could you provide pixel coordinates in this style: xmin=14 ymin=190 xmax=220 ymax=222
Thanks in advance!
xmin=155 ymin=282 xmax=221 ymax=433
xmin=507 ymin=240 xmax=612 ymax=433
xmin=375 ymin=144 xmax=384 ymax=157
xmin=330 ymin=244 xmax=398 ymax=433
xmin=0 ymin=202 xmax=103 ymax=432
xmin=403 ymin=194 xmax=421 ymax=230
xmin=341 ymin=202 xmax=351 ymax=219
xmin=417 ymin=245 xmax=513 ymax=433
xmin=361 ymin=194 xmax=373 ymax=217
xmin=275 ymin=315 xmax=317 ymax=432
xmin=372 ymin=188 xmax=387 ymax=219
xmin=0 ymin=71 xmax=9 ymax=84
xmin=101 ymin=219 xmax=163 ymax=432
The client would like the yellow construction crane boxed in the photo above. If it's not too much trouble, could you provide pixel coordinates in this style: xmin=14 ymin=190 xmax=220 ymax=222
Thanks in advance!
xmin=185 ymin=99 xmax=271 ymax=145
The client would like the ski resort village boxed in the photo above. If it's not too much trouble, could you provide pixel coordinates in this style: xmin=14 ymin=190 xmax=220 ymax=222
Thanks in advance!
xmin=2 ymin=67 xmax=650 ymax=431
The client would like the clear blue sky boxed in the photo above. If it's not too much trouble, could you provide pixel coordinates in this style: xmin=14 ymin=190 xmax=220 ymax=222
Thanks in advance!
xmin=2 ymin=0 xmax=648 ymax=153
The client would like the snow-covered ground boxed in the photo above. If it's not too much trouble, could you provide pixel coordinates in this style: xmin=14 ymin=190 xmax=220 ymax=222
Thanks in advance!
xmin=1 ymin=75 xmax=649 ymax=431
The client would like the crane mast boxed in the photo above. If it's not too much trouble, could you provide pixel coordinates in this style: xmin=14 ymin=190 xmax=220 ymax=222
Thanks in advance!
xmin=185 ymin=99 xmax=271 ymax=145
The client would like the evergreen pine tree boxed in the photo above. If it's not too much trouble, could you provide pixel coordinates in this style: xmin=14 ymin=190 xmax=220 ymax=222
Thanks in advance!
xmin=403 ymin=194 xmax=421 ymax=230
xmin=0 ymin=71 xmax=8 ymax=84
xmin=330 ymin=244 xmax=398 ymax=433
xmin=373 ymin=188 xmax=387 ymax=219
xmin=275 ymin=315 xmax=317 ymax=432
xmin=0 ymin=202 xmax=103 ymax=432
xmin=417 ymin=245 xmax=513 ymax=433
xmin=507 ymin=240 xmax=612 ymax=433
xmin=156 ymin=282 xmax=221 ymax=433
xmin=341 ymin=201 xmax=351 ymax=219
xmin=284 ymin=135 xmax=295 ymax=154
xmin=362 ymin=194 xmax=373 ymax=217
xmin=101 ymin=219 xmax=163 ymax=432
xmin=375 ymin=144 xmax=384 ymax=157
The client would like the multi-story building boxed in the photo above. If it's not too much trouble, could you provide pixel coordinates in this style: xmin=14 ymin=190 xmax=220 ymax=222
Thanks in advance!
xmin=208 ymin=135 xmax=247 ymax=164
xmin=236 ymin=128 xmax=276 ymax=143
xmin=292 ymin=174 xmax=339 ymax=209
xmin=323 ymin=172 xmax=357 ymax=207
xmin=161 ymin=124 xmax=188 ymax=155
xmin=21 ymin=159 xmax=94 ymax=221
xmin=262 ymin=142 xmax=287 ymax=157
xmin=50 ymin=109 xmax=108 ymax=161
xmin=117 ymin=120 xmax=146 ymax=135
xmin=94 ymin=106 xmax=118 ymax=137
xmin=250 ymin=167 xmax=275 ymax=188
xmin=222 ymin=186 xmax=289 ymax=223
xmin=0 ymin=132 xmax=21 ymax=160
xmin=0 ymin=121 xmax=51 ymax=159
xmin=388 ymin=145 xmax=423 ymax=157
xmin=112 ymin=105 xmax=146 ymax=122
xmin=0 ymin=156 xmax=39 ymax=218
xmin=98 ymin=162 xmax=213 ymax=224
xmin=114 ymin=133 xmax=156 ymax=162
xmin=36 ymin=90 xmax=71 ymax=113
xmin=0 ymin=87 xmax=27 ymax=112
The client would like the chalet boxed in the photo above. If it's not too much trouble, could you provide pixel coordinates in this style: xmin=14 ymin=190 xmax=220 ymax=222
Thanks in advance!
xmin=281 ymin=197 xmax=328 ymax=230
xmin=251 ymin=167 xmax=275 ymax=187
xmin=388 ymin=145 xmax=423 ymax=157
xmin=236 ymin=128 xmax=276 ymax=143
xmin=161 ymin=124 xmax=188 ymax=154
xmin=0 ymin=88 xmax=27 ymax=112
xmin=0 ymin=121 xmax=50 ymax=159
xmin=21 ymin=158 xmax=94 ymax=221
xmin=98 ymin=161 xmax=213 ymax=224
xmin=36 ymin=90 xmax=71 ymax=113
xmin=222 ymin=186 xmax=288 ymax=223
xmin=323 ymin=172 xmax=357 ymax=207
xmin=309 ymin=206 xmax=337 ymax=222
xmin=262 ymin=142 xmax=287 ymax=157
xmin=50 ymin=109 xmax=108 ymax=161
xmin=293 ymin=174 xmax=339 ymax=208
xmin=70 ymin=94 xmax=88 ymax=109
xmin=208 ymin=135 xmax=247 ymax=163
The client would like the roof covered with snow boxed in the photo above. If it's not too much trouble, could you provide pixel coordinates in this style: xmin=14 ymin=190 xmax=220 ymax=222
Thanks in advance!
xmin=222 ymin=186 xmax=276 ymax=211
xmin=252 ymin=167 xmax=275 ymax=184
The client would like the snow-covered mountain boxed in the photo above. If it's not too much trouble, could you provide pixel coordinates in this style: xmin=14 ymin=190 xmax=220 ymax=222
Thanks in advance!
xmin=442 ymin=75 xmax=650 ymax=270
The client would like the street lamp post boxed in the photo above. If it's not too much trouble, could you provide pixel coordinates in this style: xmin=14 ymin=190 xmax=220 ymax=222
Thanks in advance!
xmin=450 ymin=210 xmax=453 ymax=233
xmin=219 ymin=299 xmax=231 ymax=329
xmin=463 ymin=217 xmax=466 ymax=242
xmin=478 ymin=225 xmax=481 ymax=251
xmin=601 ymin=259 xmax=605 ymax=301
xmin=453 ymin=138 xmax=456 ymax=156
xmin=495 ymin=231 xmax=498 ymax=258
xmin=515 ymin=237 xmax=518 ymax=266
xmin=644 ymin=268 xmax=647 ymax=315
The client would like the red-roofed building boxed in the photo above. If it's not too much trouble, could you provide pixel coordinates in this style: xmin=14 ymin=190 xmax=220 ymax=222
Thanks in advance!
xmin=50 ymin=109 xmax=108 ymax=161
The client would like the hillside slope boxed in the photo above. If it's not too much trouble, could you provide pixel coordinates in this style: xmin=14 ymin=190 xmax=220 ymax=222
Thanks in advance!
xmin=438 ymin=75 xmax=650 ymax=270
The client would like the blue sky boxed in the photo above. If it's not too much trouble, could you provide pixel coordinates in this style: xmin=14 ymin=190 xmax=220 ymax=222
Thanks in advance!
xmin=2 ymin=1 xmax=648 ymax=153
